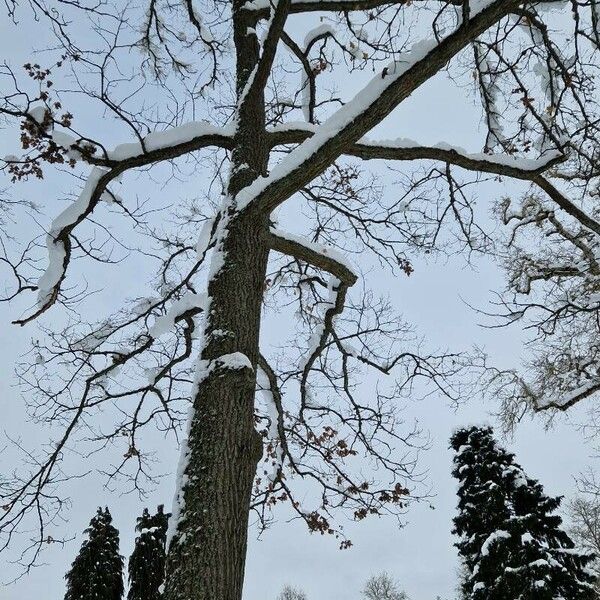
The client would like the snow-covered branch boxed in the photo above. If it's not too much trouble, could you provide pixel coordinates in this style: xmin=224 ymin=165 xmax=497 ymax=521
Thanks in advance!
xmin=269 ymin=127 xmax=600 ymax=236
xmin=14 ymin=124 xmax=231 ymax=324
xmin=244 ymin=0 xmax=463 ymax=19
xmin=269 ymin=127 xmax=564 ymax=175
xmin=77 ymin=121 xmax=233 ymax=166
xmin=268 ymin=227 xmax=357 ymax=286
xmin=234 ymin=0 xmax=527 ymax=215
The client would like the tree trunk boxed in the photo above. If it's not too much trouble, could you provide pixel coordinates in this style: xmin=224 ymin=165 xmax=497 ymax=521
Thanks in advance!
xmin=163 ymin=2 xmax=270 ymax=598
xmin=163 ymin=212 xmax=269 ymax=600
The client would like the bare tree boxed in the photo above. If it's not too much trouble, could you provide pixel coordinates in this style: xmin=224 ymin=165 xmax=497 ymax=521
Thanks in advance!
xmin=1 ymin=1 xmax=600 ymax=600
xmin=277 ymin=584 xmax=308 ymax=600
xmin=362 ymin=572 xmax=408 ymax=600
xmin=569 ymin=495 xmax=600 ymax=595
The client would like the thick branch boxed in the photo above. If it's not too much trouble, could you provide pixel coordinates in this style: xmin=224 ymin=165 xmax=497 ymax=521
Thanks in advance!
xmin=14 ymin=127 xmax=230 ymax=324
xmin=236 ymin=0 xmax=531 ymax=215
xmin=241 ymin=0 xmax=291 ymax=109
xmin=270 ymin=127 xmax=600 ymax=236
xmin=532 ymin=380 xmax=600 ymax=413
xmin=245 ymin=0 xmax=462 ymax=19
xmin=87 ymin=126 xmax=233 ymax=168
xmin=530 ymin=175 xmax=600 ymax=237
xmin=267 ymin=228 xmax=357 ymax=285
xmin=268 ymin=126 xmax=563 ymax=175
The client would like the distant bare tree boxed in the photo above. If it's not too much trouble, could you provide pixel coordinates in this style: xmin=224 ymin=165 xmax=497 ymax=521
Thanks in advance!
xmin=277 ymin=584 xmax=308 ymax=600
xmin=362 ymin=572 xmax=408 ymax=600
xmin=569 ymin=496 xmax=600 ymax=595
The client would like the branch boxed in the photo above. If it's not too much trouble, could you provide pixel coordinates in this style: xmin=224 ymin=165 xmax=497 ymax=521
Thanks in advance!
xmin=244 ymin=0 xmax=462 ymax=19
xmin=269 ymin=127 xmax=600 ymax=237
xmin=532 ymin=380 xmax=600 ymax=413
xmin=14 ymin=125 xmax=231 ymax=324
xmin=268 ymin=126 xmax=563 ymax=175
xmin=240 ymin=0 xmax=291 ymax=110
xmin=280 ymin=32 xmax=316 ymax=124
xmin=235 ymin=0 xmax=530 ymax=214
xmin=267 ymin=228 xmax=357 ymax=285
xmin=79 ymin=122 xmax=233 ymax=167
xmin=530 ymin=175 xmax=600 ymax=237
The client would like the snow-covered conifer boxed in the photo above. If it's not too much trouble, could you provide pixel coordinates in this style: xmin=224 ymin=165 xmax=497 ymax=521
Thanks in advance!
xmin=65 ymin=507 xmax=124 ymax=600
xmin=451 ymin=426 xmax=596 ymax=599
xmin=127 ymin=505 xmax=170 ymax=600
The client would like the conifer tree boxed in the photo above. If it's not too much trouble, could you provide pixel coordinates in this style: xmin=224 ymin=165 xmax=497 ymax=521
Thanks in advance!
xmin=128 ymin=505 xmax=170 ymax=600
xmin=451 ymin=426 xmax=597 ymax=600
xmin=65 ymin=507 xmax=124 ymax=600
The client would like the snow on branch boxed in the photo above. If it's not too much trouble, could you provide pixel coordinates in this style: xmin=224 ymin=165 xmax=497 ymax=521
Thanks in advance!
xmin=15 ymin=166 xmax=112 ymax=326
xmin=149 ymin=292 xmax=208 ymax=338
xmin=238 ymin=0 xmax=291 ymax=116
xmin=531 ymin=176 xmax=600 ymax=237
xmin=244 ymin=0 xmax=462 ymax=18
xmin=268 ymin=125 xmax=565 ymax=174
xmin=15 ymin=123 xmax=232 ymax=325
xmin=60 ymin=121 xmax=234 ymax=166
xmin=245 ymin=0 xmax=565 ymax=19
xmin=233 ymin=0 xmax=526 ymax=215
xmin=268 ymin=126 xmax=600 ymax=237
xmin=531 ymin=379 xmax=600 ymax=413
xmin=268 ymin=227 xmax=357 ymax=285
xmin=491 ymin=369 xmax=600 ymax=432
xmin=256 ymin=356 xmax=286 ymax=484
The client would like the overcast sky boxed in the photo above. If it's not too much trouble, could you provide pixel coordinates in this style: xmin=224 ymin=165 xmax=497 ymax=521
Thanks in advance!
xmin=0 ymin=6 xmax=595 ymax=600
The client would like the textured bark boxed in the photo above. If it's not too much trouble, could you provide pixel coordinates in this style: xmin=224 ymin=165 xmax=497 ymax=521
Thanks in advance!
xmin=163 ymin=2 xmax=527 ymax=599
xmin=163 ymin=215 xmax=269 ymax=600
xmin=163 ymin=2 xmax=272 ymax=599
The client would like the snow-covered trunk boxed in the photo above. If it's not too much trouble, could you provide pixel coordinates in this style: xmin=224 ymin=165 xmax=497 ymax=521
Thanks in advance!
xmin=163 ymin=3 xmax=271 ymax=600
xmin=163 ymin=216 xmax=269 ymax=600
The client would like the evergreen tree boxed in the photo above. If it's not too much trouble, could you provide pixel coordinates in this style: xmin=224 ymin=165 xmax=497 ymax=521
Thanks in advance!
xmin=451 ymin=426 xmax=597 ymax=600
xmin=65 ymin=507 xmax=124 ymax=600
xmin=128 ymin=505 xmax=170 ymax=600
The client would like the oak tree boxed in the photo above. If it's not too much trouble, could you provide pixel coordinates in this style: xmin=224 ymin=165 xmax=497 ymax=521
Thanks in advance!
xmin=1 ymin=1 xmax=600 ymax=600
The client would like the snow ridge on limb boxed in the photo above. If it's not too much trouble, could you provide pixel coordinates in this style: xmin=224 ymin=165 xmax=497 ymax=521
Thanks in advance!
xmin=538 ymin=379 xmax=600 ymax=412
xmin=267 ymin=228 xmax=358 ymax=422
xmin=243 ymin=0 xmax=464 ymax=18
xmin=16 ymin=166 xmax=112 ymax=326
xmin=293 ymin=134 xmax=563 ymax=172
xmin=256 ymin=357 xmax=286 ymax=484
xmin=268 ymin=129 xmax=600 ymax=237
xmin=269 ymin=125 xmax=566 ymax=175
xmin=149 ymin=293 xmax=208 ymax=339
xmin=48 ymin=121 xmax=234 ymax=165
xmin=495 ymin=370 xmax=600 ymax=416
xmin=238 ymin=0 xmax=291 ymax=115
xmin=233 ymin=0 xmax=538 ymax=215
xmin=268 ymin=227 xmax=357 ymax=285
xmin=16 ymin=125 xmax=231 ymax=325
xmin=351 ymin=144 xmax=600 ymax=236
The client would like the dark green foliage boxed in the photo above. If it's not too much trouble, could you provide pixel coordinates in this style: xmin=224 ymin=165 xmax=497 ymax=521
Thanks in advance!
xmin=451 ymin=426 xmax=597 ymax=600
xmin=65 ymin=507 xmax=124 ymax=600
xmin=127 ymin=505 xmax=170 ymax=600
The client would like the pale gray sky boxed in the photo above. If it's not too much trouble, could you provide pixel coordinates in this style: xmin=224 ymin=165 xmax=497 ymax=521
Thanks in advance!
xmin=0 ymin=6 xmax=594 ymax=600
